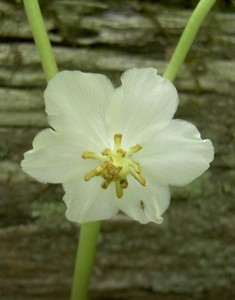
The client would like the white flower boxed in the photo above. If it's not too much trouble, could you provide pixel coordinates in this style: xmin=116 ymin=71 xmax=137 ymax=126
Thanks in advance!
xmin=21 ymin=68 xmax=214 ymax=224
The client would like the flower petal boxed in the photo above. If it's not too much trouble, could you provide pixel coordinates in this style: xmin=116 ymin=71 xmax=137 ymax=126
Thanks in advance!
xmin=115 ymin=177 xmax=170 ymax=224
xmin=106 ymin=68 xmax=178 ymax=148
xmin=135 ymin=119 xmax=214 ymax=186
xmin=21 ymin=128 xmax=98 ymax=184
xmin=45 ymin=71 xmax=115 ymax=146
xmin=63 ymin=177 xmax=119 ymax=223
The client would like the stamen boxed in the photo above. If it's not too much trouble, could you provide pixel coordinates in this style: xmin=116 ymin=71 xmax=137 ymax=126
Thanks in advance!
xmin=82 ymin=151 xmax=103 ymax=160
xmin=117 ymin=148 xmax=126 ymax=157
xmin=115 ymin=181 xmax=123 ymax=198
xmin=120 ymin=178 xmax=128 ymax=189
xmin=130 ymin=169 xmax=146 ymax=186
xmin=128 ymin=160 xmax=141 ymax=174
xmin=126 ymin=144 xmax=142 ymax=156
xmin=114 ymin=133 xmax=122 ymax=150
xmin=102 ymin=148 xmax=111 ymax=156
xmin=84 ymin=168 xmax=100 ymax=181
xmin=101 ymin=180 xmax=111 ymax=189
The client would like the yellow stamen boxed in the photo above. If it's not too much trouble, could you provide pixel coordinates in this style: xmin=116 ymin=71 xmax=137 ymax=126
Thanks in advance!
xmin=102 ymin=148 xmax=111 ymax=156
xmin=101 ymin=180 xmax=111 ymax=189
xmin=82 ymin=151 xmax=103 ymax=160
xmin=117 ymin=148 xmax=126 ymax=157
xmin=82 ymin=133 xmax=146 ymax=198
xmin=115 ymin=181 xmax=123 ymax=198
xmin=126 ymin=144 xmax=142 ymax=156
xmin=114 ymin=133 xmax=122 ymax=150
xmin=130 ymin=169 xmax=146 ymax=186
xmin=128 ymin=160 xmax=141 ymax=174
xmin=84 ymin=168 xmax=100 ymax=181
xmin=120 ymin=178 xmax=128 ymax=189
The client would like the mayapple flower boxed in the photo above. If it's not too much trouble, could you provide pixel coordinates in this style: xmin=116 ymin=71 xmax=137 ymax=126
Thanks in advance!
xmin=21 ymin=68 xmax=214 ymax=224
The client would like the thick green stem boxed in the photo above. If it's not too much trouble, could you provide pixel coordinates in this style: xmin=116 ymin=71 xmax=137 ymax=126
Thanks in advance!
xmin=164 ymin=0 xmax=216 ymax=81
xmin=23 ymin=2 xmax=101 ymax=300
xmin=70 ymin=222 xmax=101 ymax=300
xmin=23 ymin=0 xmax=58 ymax=80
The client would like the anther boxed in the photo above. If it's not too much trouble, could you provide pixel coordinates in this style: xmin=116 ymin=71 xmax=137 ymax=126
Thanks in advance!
xmin=117 ymin=148 xmax=126 ymax=157
xmin=120 ymin=178 xmax=128 ymax=189
xmin=84 ymin=168 xmax=100 ymax=181
xmin=101 ymin=180 xmax=111 ymax=189
xmin=115 ymin=181 xmax=123 ymax=198
xmin=82 ymin=151 xmax=103 ymax=160
xmin=128 ymin=160 xmax=141 ymax=174
xmin=114 ymin=133 xmax=122 ymax=150
xmin=102 ymin=148 xmax=111 ymax=156
xmin=126 ymin=144 xmax=142 ymax=156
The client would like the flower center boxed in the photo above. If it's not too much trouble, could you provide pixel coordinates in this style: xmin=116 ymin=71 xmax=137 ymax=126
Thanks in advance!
xmin=82 ymin=133 xmax=146 ymax=198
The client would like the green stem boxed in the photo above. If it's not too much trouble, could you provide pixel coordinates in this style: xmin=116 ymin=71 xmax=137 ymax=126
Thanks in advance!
xmin=23 ymin=0 xmax=58 ymax=81
xmin=70 ymin=222 xmax=101 ymax=300
xmin=23 ymin=1 xmax=101 ymax=299
xmin=164 ymin=0 xmax=216 ymax=81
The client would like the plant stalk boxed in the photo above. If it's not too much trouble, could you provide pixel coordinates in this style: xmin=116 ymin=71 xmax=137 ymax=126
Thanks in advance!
xmin=23 ymin=0 xmax=58 ymax=80
xmin=70 ymin=222 xmax=101 ymax=300
xmin=164 ymin=0 xmax=216 ymax=81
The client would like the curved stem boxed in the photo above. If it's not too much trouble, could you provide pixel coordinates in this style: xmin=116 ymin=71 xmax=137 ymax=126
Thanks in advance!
xmin=70 ymin=222 xmax=101 ymax=300
xmin=23 ymin=0 xmax=58 ymax=80
xmin=164 ymin=0 xmax=216 ymax=81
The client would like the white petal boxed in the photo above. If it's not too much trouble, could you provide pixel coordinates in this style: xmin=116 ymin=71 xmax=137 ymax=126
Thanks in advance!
xmin=63 ymin=177 xmax=119 ymax=223
xmin=106 ymin=68 xmax=178 ymax=148
xmin=45 ymin=71 xmax=115 ymax=146
xmin=21 ymin=128 xmax=98 ymax=184
xmin=135 ymin=120 xmax=214 ymax=186
xmin=115 ymin=177 xmax=170 ymax=224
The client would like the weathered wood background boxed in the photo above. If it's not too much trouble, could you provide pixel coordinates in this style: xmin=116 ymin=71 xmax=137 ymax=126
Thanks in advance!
xmin=0 ymin=0 xmax=235 ymax=299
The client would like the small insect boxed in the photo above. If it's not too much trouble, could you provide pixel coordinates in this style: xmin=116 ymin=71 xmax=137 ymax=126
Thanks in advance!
xmin=140 ymin=200 xmax=145 ymax=210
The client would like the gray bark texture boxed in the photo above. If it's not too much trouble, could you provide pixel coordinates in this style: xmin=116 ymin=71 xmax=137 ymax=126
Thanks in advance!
xmin=0 ymin=0 xmax=235 ymax=299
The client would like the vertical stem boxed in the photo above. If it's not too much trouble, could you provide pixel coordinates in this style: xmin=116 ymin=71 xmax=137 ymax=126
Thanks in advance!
xmin=71 ymin=222 xmax=101 ymax=300
xmin=23 ymin=0 xmax=58 ymax=80
xmin=22 ymin=1 xmax=101 ymax=300
xmin=164 ymin=0 xmax=216 ymax=81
